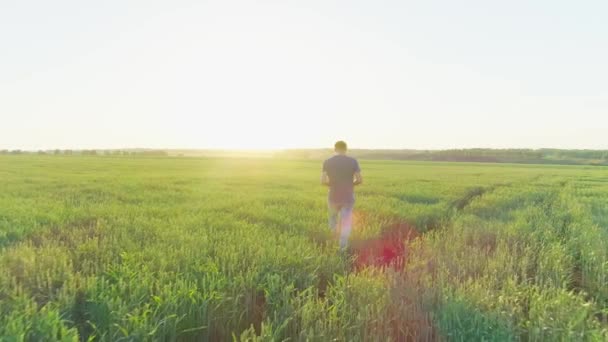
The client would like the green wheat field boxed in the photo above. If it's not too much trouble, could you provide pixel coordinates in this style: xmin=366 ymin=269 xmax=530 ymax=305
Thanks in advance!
xmin=1 ymin=155 xmax=607 ymax=341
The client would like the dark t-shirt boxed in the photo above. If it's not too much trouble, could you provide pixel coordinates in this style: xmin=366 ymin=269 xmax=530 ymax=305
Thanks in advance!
xmin=323 ymin=154 xmax=360 ymax=204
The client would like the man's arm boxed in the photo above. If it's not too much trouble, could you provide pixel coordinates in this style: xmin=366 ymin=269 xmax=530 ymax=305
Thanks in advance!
xmin=353 ymin=172 xmax=363 ymax=186
xmin=353 ymin=159 xmax=362 ymax=186
xmin=321 ymin=171 xmax=330 ymax=186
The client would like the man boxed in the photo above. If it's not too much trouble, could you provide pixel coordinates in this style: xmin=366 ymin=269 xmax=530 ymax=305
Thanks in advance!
xmin=321 ymin=141 xmax=362 ymax=250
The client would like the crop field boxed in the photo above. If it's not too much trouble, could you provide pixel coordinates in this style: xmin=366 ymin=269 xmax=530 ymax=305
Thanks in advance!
xmin=1 ymin=155 xmax=607 ymax=341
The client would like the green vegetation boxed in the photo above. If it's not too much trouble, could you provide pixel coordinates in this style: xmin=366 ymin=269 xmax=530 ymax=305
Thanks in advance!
xmin=0 ymin=155 xmax=607 ymax=341
xmin=276 ymin=148 xmax=608 ymax=166
xmin=5 ymin=148 xmax=608 ymax=166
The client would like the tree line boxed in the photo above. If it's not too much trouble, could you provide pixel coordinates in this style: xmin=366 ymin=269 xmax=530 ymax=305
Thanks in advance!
xmin=274 ymin=148 xmax=608 ymax=166
xmin=0 ymin=150 xmax=169 ymax=156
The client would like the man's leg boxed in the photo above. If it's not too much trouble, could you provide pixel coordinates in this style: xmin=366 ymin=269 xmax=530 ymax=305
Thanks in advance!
xmin=338 ymin=203 xmax=354 ymax=250
xmin=328 ymin=201 xmax=340 ymax=234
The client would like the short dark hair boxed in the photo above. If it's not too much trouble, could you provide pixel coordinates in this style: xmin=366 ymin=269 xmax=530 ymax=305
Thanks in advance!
xmin=334 ymin=141 xmax=347 ymax=152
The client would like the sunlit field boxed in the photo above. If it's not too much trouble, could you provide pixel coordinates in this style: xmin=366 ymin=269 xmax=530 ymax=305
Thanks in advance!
xmin=1 ymin=155 xmax=607 ymax=341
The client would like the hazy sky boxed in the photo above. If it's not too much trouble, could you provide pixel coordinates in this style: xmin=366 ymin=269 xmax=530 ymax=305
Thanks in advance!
xmin=1 ymin=0 xmax=607 ymax=150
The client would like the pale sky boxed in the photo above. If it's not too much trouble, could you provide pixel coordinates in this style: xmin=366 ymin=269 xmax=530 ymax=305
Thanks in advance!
xmin=1 ymin=0 xmax=607 ymax=150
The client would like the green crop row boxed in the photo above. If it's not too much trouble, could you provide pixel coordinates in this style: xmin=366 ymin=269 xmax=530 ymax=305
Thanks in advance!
xmin=0 ymin=155 xmax=606 ymax=341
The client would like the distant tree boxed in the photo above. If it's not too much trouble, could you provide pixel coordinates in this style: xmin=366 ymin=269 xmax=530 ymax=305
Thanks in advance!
xmin=141 ymin=150 xmax=169 ymax=156
xmin=0 ymin=150 xmax=8 ymax=155
xmin=37 ymin=150 xmax=46 ymax=155
xmin=54 ymin=149 xmax=61 ymax=155
xmin=82 ymin=149 xmax=98 ymax=155
xmin=10 ymin=150 xmax=22 ymax=155
xmin=64 ymin=149 xmax=73 ymax=155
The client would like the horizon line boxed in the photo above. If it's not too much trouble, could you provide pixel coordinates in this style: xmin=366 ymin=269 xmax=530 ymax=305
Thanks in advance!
xmin=3 ymin=147 xmax=608 ymax=152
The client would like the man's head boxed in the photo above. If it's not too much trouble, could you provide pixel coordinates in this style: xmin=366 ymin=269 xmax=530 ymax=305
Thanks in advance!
xmin=334 ymin=141 xmax=347 ymax=154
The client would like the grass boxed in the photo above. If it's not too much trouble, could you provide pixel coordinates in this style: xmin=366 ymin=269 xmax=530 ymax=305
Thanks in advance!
xmin=0 ymin=155 xmax=607 ymax=341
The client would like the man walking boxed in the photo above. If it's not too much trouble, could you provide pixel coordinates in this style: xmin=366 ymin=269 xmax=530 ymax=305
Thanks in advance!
xmin=321 ymin=141 xmax=362 ymax=250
